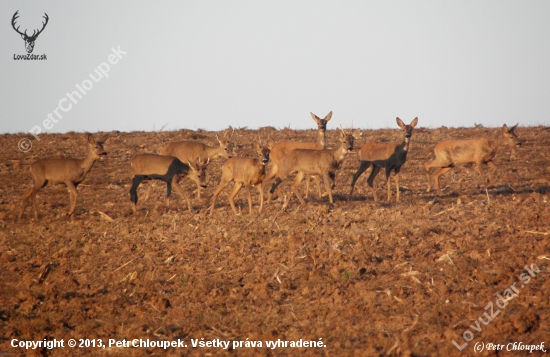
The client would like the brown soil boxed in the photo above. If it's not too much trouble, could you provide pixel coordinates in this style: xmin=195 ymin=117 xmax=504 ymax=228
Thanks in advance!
xmin=1 ymin=126 xmax=549 ymax=356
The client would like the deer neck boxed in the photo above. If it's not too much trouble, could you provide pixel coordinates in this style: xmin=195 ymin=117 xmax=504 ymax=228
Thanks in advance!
xmin=332 ymin=142 xmax=349 ymax=165
xmin=79 ymin=149 xmax=99 ymax=173
xmin=316 ymin=129 xmax=327 ymax=149
xmin=205 ymin=143 xmax=222 ymax=158
xmin=399 ymin=137 xmax=411 ymax=156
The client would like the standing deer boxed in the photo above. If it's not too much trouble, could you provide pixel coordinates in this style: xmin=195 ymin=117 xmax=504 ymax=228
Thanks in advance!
xmin=265 ymin=112 xmax=332 ymax=203
xmin=269 ymin=128 xmax=361 ymax=205
xmin=130 ymin=155 xmax=208 ymax=213
xmin=209 ymin=139 xmax=271 ymax=216
xmin=348 ymin=117 xmax=418 ymax=203
xmin=147 ymin=129 xmax=234 ymax=200
xmin=424 ymin=124 xmax=521 ymax=194
xmin=19 ymin=134 xmax=107 ymax=219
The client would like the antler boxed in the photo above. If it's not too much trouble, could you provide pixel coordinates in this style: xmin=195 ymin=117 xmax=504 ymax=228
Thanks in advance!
xmin=32 ymin=13 xmax=49 ymax=38
xmin=11 ymin=11 xmax=25 ymax=36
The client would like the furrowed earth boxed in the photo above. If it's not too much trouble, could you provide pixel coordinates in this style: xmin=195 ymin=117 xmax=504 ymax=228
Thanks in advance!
xmin=1 ymin=126 xmax=549 ymax=356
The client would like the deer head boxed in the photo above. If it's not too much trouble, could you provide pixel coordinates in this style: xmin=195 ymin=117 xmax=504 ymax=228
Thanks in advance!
xmin=12 ymin=11 xmax=49 ymax=53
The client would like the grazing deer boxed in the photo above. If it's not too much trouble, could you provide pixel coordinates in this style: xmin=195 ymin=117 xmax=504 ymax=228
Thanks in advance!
xmin=348 ymin=117 xmax=418 ymax=203
xmin=19 ymin=134 xmax=107 ymax=219
xmin=269 ymin=128 xmax=361 ymax=205
xmin=148 ymin=129 xmax=234 ymax=200
xmin=424 ymin=124 xmax=521 ymax=194
xmin=210 ymin=139 xmax=271 ymax=216
xmin=264 ymin=112 xmax=332 ymax=203
xmin=130 ymin=154 xmax=208 ymax=213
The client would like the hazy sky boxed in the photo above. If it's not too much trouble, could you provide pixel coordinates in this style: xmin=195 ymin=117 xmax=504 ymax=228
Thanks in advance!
xmin=2 ymin=1 xmax=550 ymax=136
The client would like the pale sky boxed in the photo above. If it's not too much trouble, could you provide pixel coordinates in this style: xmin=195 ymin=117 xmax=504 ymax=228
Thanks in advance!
xmin=2 ymin=1 xmax=550 ymax=136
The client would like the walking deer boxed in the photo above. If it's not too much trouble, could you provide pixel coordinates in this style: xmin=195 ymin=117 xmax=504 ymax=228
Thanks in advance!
xmin=130 ymin=154 xmax=208 ymax=213
xmin=424 ymin=124 xmax=521 ymax=194
xmin=19 ymin=134 xmax=107 ymax=219
xmin=149 ymin=129 xmax=234 ymax=199
xmin=209 ymin=139 xmax=271 ymax=216
xmin=348 ymin=117 xmax=418 ymax=203
xmin=265 ymin=112 xmax=332 ymax=203
xmin=269 ymin=128 xmax=361 ymax=205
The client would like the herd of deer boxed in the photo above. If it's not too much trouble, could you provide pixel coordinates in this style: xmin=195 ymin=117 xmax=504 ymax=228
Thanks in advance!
xmin=18 ymin=113 xmax=522 ymax=220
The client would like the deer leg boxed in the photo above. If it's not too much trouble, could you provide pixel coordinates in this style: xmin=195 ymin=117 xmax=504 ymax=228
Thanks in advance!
xmin=349 ymin=161 xmax=370 ymax=201
xmin=367 ymin=166 xmax=382 ymax=202
xmin=385 ymin=167 xmax=393 ymax=202
xmin=209 ymin=178 xmax=231 ymax=217
xmin=424 ymin=161 xmax=434 ymax=193
xmin=171 ymin=176 xmax=192 ymax=211
xmin=314 ymin=175 xmax=323 ymax=199
xmin=20 ymin=179 xmax=46 ymax=219
xmin=291 ymin=172 xmax=306 ymax=205
xmin=228 ymin=182 xmax=243 ymax=215
xmin=486 ymin=161 xmax=497 ymax=183
xmin=143 ymin=181 xmax=153 ymax=201
xmin=66 ymin=182 xmax=78 ymax=216
xmin=243 ymin=184 xmax=253 ymax=214
xmin=257 ymin=183 xmax=264 ymax=213
xmin=394 ymin=171 xmax=400 ymax=202
xmin=433 ymin=167 xmax=452 ymax=194
xmin=322 ymin=173 xmax=333 ymax=204
xmin=165 ymin=181 xmax=173 ymax=212
xmin=130 ymin=176 xmax=145 ymax=213
xmin=475 ymin=162 xmax=489 ymax=191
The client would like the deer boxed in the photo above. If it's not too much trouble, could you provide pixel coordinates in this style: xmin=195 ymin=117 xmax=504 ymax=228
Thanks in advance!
xmin=424 ymin=124 xmax=521 ymax=194
xmin=19 ymin=134 xmax=107 ymax=220
xmin=265 ymin=112 xmax=332 ymax=203
xmin=130 ymin=154 xmax=209 ymax=213
xmin=147 ymin=130 xmax=234 ymax=200
xmin=209 ymin=139 xmax=272 ymax=216
xmin=12 ymin=11 xmax=49 ymax=53
xmin=269 ymin=128 xmax=361 ymax=206
xmin=348 ymin=117 xmax=418 ymax=203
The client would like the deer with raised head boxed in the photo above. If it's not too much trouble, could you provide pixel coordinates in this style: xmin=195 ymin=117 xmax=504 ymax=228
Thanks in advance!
xmin=348 ymin=117 xmax=418 ymax=203
xmin=147 ymin=129 xmax=234 ymax=200
xmin=265 ymin=112 xmax=332 ymax=203
xmin=19 ymin=134 xmax=107 ymax=219
xmin=424 ymin=124 xmax=521 ymax=194
xmin=269 ymin=128 xmax=361 ymax=205
xmin=209 ymin=139 xmax=271 ymax=216
xmin=130 ymin=155 xmax=208 ymax=213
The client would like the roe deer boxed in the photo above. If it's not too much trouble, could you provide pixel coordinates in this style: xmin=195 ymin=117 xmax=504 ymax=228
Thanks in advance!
xmin=269 ymin=128 xmax=361 ymax=205
xmin=130 ymin=154 xmax=208 ymax=213
xmin=19 ymin=134 xmax=107 ymax=219
xmin=209 ymin=139 xmax=271 ymax=216
xmin=348 ymin=117 xmax=418 ymax=203
xmin=265 ymin=112 xmax=332 ymax=203
xmin=152 ymin=129 xmax=234 ymax=199
xmin=424 ymin=124 xmax=521 ymax=194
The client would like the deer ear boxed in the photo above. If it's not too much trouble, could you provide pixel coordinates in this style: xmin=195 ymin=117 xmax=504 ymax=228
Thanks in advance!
xmin=87 ymin=134 xmax=95 ymax=144
xmin=502 ymin=124 xmax=509 ymax=133
xmin=510 ymin=123 xmax=518 ymax=132
xmin=396 ymin=118 xmax=405 ymax=129
xmin=410 ymin=117 xmax=419 ymax=128
xmin=310 ymin=112 xmax=321 ymax=122
xmin=324 ymin=111 xmax=333 ymax=122
xmin=353 ymin=129 xmax=362 ymax=139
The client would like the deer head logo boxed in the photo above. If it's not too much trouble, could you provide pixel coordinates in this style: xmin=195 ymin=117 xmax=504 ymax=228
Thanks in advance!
xmin=12 ymin=11 xmax=49 ymax=54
